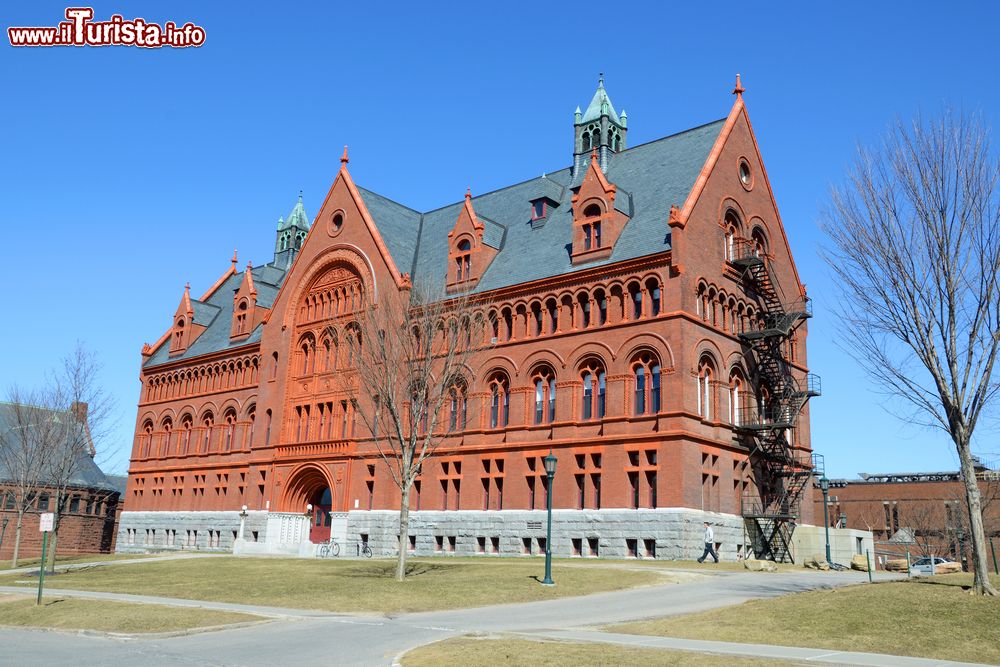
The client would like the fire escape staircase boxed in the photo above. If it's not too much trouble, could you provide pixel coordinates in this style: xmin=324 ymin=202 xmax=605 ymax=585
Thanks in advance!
xmin=732 ymin=239 xmax=821 ymax=563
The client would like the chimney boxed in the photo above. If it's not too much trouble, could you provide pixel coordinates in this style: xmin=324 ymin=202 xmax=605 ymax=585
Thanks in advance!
xmin=71 ymin=401 xmax=89 ymax=423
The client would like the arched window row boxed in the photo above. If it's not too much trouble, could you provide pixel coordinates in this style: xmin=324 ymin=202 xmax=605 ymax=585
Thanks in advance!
xmin=136 ymin=399 xmax=257 ymax=459
xmin=143 ymin=355 xmax=260 ymax=403
xmin=696 ymin=280 xmax=761 ymax=336
xmin=293 ymin=323 xmax=362 ymax=377
xmin=483 ymin=274 xmax=664 ymax=344
xmin=694 ymin=355 xmax=760 ymax=428
xmin=297 ymin=278 xmax=364 ymax=325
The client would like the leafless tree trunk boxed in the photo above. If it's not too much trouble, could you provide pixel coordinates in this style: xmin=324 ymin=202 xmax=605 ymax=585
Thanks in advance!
xmin=823 ymin=111 xmax=1000 ymax=594
xmin=0 ymin=388 xmax=49 ymax=568
xmin=345 ymin=284 xmax=488 ymax=581
xmin=41 ymin=344 xmax=114 ymax=573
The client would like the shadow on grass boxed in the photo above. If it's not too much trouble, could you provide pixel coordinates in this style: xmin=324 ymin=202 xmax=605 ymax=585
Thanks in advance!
xmin=338 ymin=561 xmax=454 ymax=579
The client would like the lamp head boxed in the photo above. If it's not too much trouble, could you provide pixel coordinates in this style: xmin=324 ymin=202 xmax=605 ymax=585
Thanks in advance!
xmin=543 ymin=450 xmax=558 ymax=477
xmin=819 ymin=475 xmax=830 ymax=492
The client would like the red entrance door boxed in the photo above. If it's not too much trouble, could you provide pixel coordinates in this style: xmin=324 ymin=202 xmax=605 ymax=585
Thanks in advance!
xmin=310 ymin=487 xmax=333 ymax=543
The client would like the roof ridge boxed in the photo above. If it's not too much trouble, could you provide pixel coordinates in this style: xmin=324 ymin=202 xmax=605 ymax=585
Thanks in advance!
xmin=356 ymin=186 xmax=424 ymax=215
xmin=378 ymin=117 xmax=728 ymax=217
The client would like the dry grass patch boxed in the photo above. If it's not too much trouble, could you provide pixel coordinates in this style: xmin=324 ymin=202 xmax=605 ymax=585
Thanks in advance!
xmin=401 ymin=636 xmax=803 ymax=666
xmin=613 ymin=574 xmax=1000 ymax=665
xmin=0 ymin=596 xmax=260 ymax=634
xmin=0 ymin=557 xmax=667 ymax=614
xmin=3 ymin=553 xmax=158 ymax=571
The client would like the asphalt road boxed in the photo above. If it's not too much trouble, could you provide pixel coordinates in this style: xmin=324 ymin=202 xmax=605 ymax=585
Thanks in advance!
xmin=0 ymin=569 xmax=904 ymax=667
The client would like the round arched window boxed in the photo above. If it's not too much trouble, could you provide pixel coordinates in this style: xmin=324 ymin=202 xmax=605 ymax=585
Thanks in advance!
xmin=328 ymin=210 xmax=346 ymax=237
xmin=738 ymin=158 xmax=753 ymax=190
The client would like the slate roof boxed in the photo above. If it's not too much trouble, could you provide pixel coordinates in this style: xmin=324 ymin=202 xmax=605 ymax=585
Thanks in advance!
xmin=0 ymin=403 xmax=121 ymax=494
xmin=374 ymin=117 xmax=725 ymax=295
xmin=144 ymin=263 xmax=286 ymax=367
xmin=142 ymin=114 xmax=725 ymax=369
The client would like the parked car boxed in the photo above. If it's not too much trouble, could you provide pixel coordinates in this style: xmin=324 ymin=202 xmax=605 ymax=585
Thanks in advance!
xmin=909 ymin=556 xmax=959 ymax=575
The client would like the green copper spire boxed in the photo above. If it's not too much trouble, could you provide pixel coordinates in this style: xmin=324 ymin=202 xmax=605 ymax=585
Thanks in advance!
xmin=280 ymin=191 xmax=311 ymax=231
xmin=580 ymin=73 xmax=621 ymax=125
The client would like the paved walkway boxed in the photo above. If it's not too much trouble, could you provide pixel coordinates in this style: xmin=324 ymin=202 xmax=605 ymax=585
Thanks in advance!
xmin=0 ymin=567 xmax=987 ymax=666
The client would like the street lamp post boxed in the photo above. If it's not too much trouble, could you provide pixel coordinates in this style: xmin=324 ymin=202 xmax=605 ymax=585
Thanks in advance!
xmin=541 ymin=450 xmax=558 ymax=586
xmin=819 ymin=475 xmax=831 ymax=563
xmin=237 ymin=505 xmax=248 ymax=541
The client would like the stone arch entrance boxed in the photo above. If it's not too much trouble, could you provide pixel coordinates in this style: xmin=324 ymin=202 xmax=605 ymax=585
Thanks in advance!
xmin=281 ymin=464 xmax=335 ymax=544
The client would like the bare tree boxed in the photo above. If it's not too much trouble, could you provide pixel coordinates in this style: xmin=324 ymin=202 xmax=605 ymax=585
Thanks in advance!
xmin=898 ymin=501 xmax=945 ymax=559
xmin=823 ymin=111 xmax=1000 ymax=594
xmin=345 ymin=283 xmax=488 ymax=581
xmin=41 ymin=343 xmax=114 ymax=573
xmin=0 ymin=389 xmax=50 ymax=567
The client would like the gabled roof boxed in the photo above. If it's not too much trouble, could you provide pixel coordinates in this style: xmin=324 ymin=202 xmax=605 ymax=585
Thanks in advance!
xmin=0 ymin=402 xmax=120 ymax=494
xmin=144 ymin=263 xmax=287 ymax=368
xmin=142 ymin=114 xmax=725 ymax=368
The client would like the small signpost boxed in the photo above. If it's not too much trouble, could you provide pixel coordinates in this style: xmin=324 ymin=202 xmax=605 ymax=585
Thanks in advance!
xmin=37 ymin=512 xmax=54 ymax=605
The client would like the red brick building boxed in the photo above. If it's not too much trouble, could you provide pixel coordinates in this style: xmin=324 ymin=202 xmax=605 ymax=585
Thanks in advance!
xmin=816 ymin=464 xmax=1000 ymax=562
xmin=120 ymin=78 xmax=818 ymax=560
xmin=1 ymin=403 xmax=123 ymax=560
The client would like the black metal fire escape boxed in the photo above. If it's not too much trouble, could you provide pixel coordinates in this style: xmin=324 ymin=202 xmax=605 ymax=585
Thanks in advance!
xmin=731 ymin=238 xmax=821 ymax=563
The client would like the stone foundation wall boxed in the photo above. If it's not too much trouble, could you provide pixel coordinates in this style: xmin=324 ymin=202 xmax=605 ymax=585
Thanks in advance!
xmin=115 ymin=508 xmax=746 ymax=560
xmin=116 ymin=510 xmax=268 ymax=553
xmin=348 ymin=508 xmax=744 ymax=560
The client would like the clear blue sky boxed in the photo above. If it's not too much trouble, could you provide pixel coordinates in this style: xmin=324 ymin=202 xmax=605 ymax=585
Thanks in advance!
xmin=2 ymin=1 xmax=998 ymax=477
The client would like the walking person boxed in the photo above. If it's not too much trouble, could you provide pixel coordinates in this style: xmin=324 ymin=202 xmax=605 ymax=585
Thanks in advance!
xmin=697 ymin=521 xmax=719 ymax=563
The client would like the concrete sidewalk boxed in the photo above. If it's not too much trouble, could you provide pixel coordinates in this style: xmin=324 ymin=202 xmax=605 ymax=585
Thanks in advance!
xmin=0 ymin=567 xmax=975 ymax=667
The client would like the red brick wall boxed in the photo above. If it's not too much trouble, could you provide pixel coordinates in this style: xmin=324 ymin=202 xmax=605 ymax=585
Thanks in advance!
xmin=126 ymin=97 xmax=816 ymax=525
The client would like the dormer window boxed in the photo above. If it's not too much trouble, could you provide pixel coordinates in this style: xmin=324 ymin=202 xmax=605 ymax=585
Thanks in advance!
xmin=582 ymin=204 xmax=603 ymax=250
xmin=455 ymin=239 xmax=472 ymax=282
xmin=532 ymin=200 xmax=547 ymax=220
xmin=171 ymin=318 xmax=186 ymax=351
xmin=235 ymin=300 xmax=248 ymax=335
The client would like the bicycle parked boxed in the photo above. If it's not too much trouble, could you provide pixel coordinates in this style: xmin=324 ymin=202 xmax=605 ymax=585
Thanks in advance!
xmin=358 ymin=541 xmax=373 ymax=558
xmin=317 ymin=537 xmax=340 ymax=558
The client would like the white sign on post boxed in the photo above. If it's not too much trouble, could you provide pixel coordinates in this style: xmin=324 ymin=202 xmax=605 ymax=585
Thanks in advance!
xmin=38 ymin=513 xmax=54 ymax=532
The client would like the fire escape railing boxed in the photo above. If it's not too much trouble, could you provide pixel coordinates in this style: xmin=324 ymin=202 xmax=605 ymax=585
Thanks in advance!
xmin=732 ymin=237 xmax=820 ymax=563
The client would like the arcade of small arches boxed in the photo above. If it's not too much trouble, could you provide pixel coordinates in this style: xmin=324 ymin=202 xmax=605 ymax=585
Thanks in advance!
xmin=136 ymin=399 xmax=257 ymax=461
xmin=696 ymin=279 xmax=763 ymax=337
xmin=486 ymin=273 xmax=663 ymax=344
xmin=143 ymin=355 xmax=260 ymax=404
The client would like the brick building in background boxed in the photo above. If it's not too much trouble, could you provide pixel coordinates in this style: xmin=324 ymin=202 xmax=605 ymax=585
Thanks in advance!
xmin=0 ymin=402 xmax=124 ymax=560
xmin=815 ymin=461 xmax=1000 ymax=563
xmin=120 ymin=77 xmax=819 ymax=561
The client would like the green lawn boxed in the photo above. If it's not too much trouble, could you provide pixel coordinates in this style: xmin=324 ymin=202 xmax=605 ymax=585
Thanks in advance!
xmin=0 ymin=594 xmax=260 ymax=634
xmin=401 ymin=637 xmax=802 ymax=667
xmin=613 ymin=574 xmax=1000 ymax=665
xmin=0 ymin=557 xmax=669 ymax=614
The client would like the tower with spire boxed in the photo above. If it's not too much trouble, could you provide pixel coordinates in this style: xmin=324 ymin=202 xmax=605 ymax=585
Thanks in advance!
xmin=273 ymin=191 xmax=311 ymax=270
xmin=573 ymin=74 xmax=627 ymax=177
